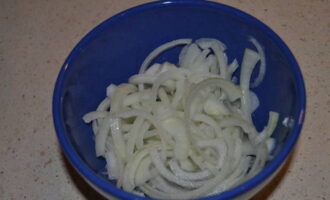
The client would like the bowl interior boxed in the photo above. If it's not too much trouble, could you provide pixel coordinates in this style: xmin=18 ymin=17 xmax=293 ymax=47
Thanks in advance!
xmin=54 ymin=1 xmax=304 ymax=199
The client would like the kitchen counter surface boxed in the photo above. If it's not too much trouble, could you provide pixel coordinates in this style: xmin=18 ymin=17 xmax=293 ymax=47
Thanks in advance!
xmin=0 ymin=0 xmax=329 ymax=199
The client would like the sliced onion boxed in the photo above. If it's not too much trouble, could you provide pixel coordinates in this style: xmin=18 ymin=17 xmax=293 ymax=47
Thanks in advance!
xmin=150 ymin=150 xmax=205 ymax=189
xmin=196 ymin=38 xmax=228 ymax=79
xmin=95 ymin=116 xmax=112 ymax=156
xmin=83 ymin=37 xmax=279 ymax=200
xmin=168 ymin=159 xmax=212 ymax=181
xmin=239 ymin=48 xmax=260 ymax=122
xmin=139 ymin=39 xmax=192 ymax=74
xmin=249 ymin=37 xmax=266 ymax=88
xmin=255 ymin=112 xmax=279 ymax=144
xmin=83 ymin=111 xmax=108 ymax=123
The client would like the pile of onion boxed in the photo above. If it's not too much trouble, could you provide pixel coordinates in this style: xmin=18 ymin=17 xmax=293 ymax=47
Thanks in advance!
xmin=83 ymin=38 xmax=279 ymax=199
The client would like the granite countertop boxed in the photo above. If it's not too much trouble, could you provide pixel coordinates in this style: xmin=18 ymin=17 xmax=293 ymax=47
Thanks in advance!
xmin=1 ymin=0 xmax=329 ymax=199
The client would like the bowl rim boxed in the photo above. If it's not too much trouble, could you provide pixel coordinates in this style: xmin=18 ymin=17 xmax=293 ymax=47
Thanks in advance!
xmin=52 ymin=0 xmax=306 ymax=199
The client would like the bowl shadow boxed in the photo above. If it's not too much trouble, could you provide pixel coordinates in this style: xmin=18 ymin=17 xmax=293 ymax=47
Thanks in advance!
xmin=61 ymin=152 xmax=107 ymax=200
xmin=251 ymin=148 xmax=297 ymax=200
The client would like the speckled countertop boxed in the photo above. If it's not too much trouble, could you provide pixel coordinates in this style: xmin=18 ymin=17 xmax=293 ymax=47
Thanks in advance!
xmin=0 ymin=0 xmax=329 ymax=199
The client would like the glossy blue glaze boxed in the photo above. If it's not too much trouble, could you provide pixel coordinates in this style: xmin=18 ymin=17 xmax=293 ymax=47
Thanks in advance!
xmin=53 ymin=1 xmax=306 ymax=199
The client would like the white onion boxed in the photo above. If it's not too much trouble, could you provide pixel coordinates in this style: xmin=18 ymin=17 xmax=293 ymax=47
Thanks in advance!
xmin=83 ymin=38 xmax=279 ymax=199
xmin=139 ymin=39 xmax=192 ymax=74
xmin=239 ymin=48 xmax=261 ymax=122
xmin=249 ymin=37 xmax=266 ymax=88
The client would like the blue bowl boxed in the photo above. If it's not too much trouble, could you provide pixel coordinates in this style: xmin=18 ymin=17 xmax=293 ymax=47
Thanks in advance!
xmin=53 ymin=1 xmax=306 ymax=199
